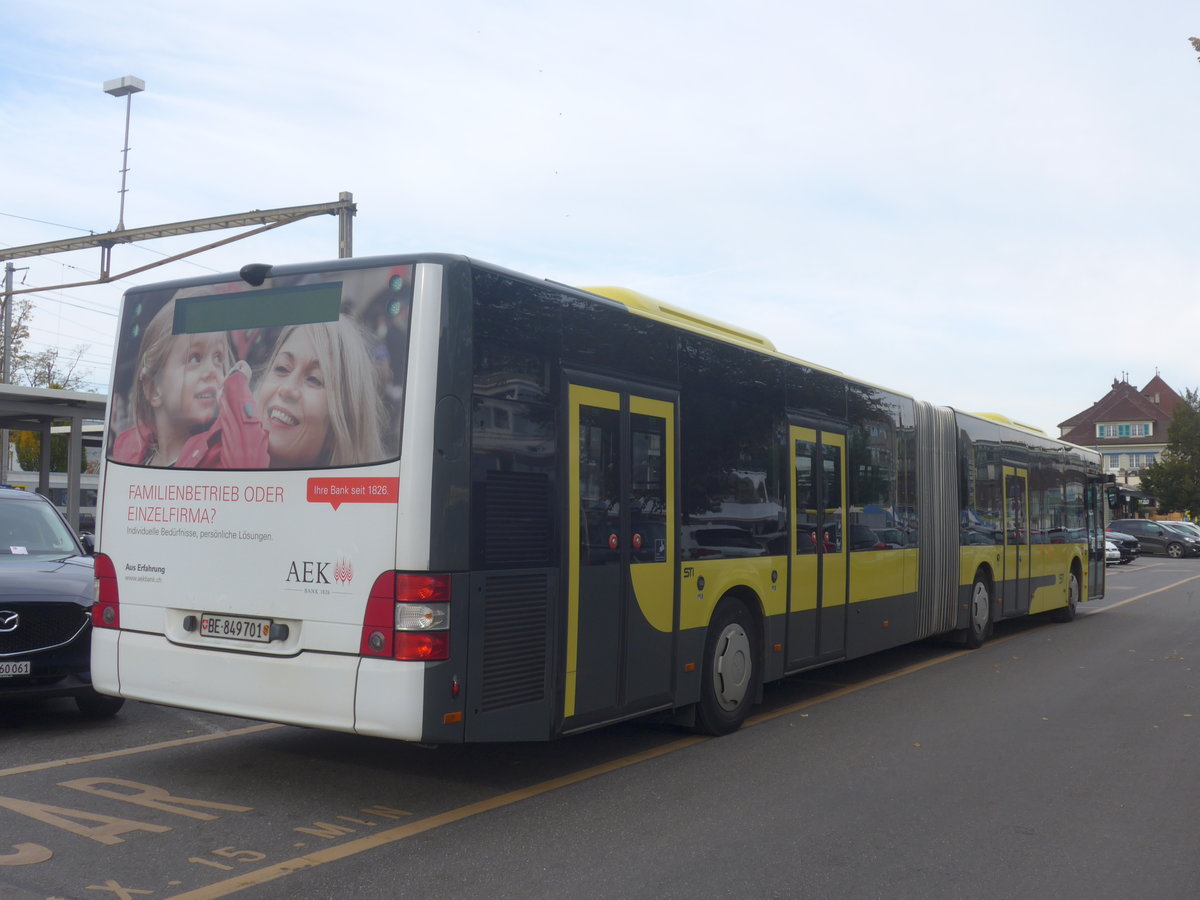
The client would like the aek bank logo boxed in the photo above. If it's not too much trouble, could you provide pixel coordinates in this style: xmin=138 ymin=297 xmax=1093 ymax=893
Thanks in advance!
xmin=285 ymin=559 xmax=354 ymax=585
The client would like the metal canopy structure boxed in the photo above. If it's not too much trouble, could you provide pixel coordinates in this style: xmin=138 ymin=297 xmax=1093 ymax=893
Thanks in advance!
xmin=0 ymin=193 xmax=356 ymax=293
xmin=0 ymin=192 xmax=356 ymax=533
xmin=0 ymin=384 xmax=107 ymax=531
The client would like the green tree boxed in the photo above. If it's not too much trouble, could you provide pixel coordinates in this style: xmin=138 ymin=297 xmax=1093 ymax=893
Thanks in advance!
xmin=0 ymin=296 xmax=33 ymax=381
xmin=13 ymin=345 xmax=91 ymax=390
xmin=0 ymin=297 xmax=96 ymax=483
xmin=12 ymin=429 xmax=91 ymax=474
xmin=1139 ymin=388 xmax=1200 ymax=514
xmin=0 ymin=295 xmax=93 ymax=389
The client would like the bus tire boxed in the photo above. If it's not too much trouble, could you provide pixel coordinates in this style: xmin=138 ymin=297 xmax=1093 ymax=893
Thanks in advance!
xmin=964 ymin=572 xmax=993 ymax=649
xmin=695 ymin=598 xmax=757 ymax=735
xmin=1051 ymin=567 xmax=1080 ymax=623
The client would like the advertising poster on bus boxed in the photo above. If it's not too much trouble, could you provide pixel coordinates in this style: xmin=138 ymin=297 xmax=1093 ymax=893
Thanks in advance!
xmin=100 ymin=264 xmax=415 ymax=617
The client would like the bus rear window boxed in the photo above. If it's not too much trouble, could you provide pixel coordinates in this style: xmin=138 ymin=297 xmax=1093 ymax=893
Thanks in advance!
xmin=174 ymin=282 xmax=343 ymax=333
xmin=107 ymin=265 xmax=412 ymax=471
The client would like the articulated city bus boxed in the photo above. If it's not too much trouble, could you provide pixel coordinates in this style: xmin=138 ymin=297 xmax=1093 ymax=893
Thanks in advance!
xmin=91 ymin=254 xmax=1107 ymax=742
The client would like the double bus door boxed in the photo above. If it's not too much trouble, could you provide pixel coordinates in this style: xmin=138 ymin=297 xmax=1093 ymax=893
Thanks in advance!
xmin=564 ymin=380 xmax=677 ymax=731
xmin=786 ymin=424 xmax=848 ymax=671
xmin=1002 ymin=464 xmax=1032 ymax=616
xmin=1085 ymin=473 xmax=1110 ymax=600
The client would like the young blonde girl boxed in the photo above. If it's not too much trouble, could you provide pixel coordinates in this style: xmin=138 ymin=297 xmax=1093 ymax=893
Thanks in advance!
xmin=110 ymin=299 xmax=250 ymax=467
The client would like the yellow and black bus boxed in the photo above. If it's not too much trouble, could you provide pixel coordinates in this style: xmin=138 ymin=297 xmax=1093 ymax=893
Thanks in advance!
xmin=92 ymin=254 xmax=1106 ymax=742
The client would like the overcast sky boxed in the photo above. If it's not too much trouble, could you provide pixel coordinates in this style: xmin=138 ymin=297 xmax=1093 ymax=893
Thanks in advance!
xmin=3 ymin=1 xmax=1198 ymax=438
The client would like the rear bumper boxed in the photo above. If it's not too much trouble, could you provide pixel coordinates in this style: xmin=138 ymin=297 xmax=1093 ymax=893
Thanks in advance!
xmin=93 ymin=629 xmax=426 ymax=740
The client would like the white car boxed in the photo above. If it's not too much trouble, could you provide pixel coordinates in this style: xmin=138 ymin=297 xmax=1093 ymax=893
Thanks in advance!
xmin=1105 ymin=540 xmax=1120 ymax=565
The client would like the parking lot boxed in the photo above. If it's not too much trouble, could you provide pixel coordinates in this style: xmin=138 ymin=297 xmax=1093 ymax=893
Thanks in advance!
xmin=2 ymin=557 xmax=1198 ymax=898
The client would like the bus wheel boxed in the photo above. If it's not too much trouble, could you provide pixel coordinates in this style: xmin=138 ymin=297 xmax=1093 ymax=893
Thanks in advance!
xmin=1052 ymin=569 xmax=1080 ymax=623
xmin=964 ymin=573 xmax=992 ymax=649
xmin=696 ymin=599 xmax=756 ymax=735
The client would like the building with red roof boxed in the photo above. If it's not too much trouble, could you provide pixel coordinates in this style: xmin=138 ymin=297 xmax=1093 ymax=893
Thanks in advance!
xmin=1057 ymin=372 xmax=1184 ymax=489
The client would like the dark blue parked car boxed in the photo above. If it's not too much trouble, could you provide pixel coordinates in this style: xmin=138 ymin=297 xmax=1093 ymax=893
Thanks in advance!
xmin=0 ymin=487 xmax=123 ymax=717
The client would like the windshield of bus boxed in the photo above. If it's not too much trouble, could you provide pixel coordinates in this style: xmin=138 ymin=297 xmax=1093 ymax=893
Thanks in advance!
xmin=106 ymin=265 xmax=411 ymax=471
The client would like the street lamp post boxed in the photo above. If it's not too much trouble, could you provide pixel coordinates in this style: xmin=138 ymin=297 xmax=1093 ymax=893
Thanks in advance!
xmin=1 ymin=262 xmax=13 ymax=485
xmin=102 ymin=76 xmax=145 ymax=232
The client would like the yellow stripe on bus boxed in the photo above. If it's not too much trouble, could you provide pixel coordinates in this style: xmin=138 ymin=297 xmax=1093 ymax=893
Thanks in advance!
xmin=565 ymin=385 xmax=620 ymax=720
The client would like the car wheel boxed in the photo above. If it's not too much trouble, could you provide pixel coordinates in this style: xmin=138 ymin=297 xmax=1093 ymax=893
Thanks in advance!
xmin=964 ymin=572 xmax=993 ymax=649
xmin=1167 ymin=542 xmax=1184 ymax=559
xmin=76 ymin=688 xmax=125 ymax=719
xmin=1052 ymin=569 xmax=1079 ymax=622
xmin=695 ymin=598 xmax=757 ymax=735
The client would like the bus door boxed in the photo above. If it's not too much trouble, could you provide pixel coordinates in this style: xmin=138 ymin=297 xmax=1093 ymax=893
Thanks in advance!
xmin=786 ymin=424 xmax=848 ymax=670
xmin=1002 ymin=465 xmax=1031 ymax=616
xmin=564 ymin=381 xmax=677 ymax=731
xmin=1084 ymin=473 xmax=1110 ymax=600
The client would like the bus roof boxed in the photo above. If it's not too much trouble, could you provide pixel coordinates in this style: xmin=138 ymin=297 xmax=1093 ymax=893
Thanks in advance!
xmin=578 ymin=285 xmax=847 ymax=380
xmin=970 ymin=412 xmax=1048 ymax=436
xmin=581 ymin=286 xmax=777 ymax=352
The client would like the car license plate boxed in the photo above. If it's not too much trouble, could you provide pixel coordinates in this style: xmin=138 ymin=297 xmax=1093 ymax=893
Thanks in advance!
xmin=199 ymin=613 xmax=272 ymax=643
xmin=0 ymin=660 xmax=31 ymax=677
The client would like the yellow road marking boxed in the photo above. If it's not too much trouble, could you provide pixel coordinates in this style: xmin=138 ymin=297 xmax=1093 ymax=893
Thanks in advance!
xmin=0 ymin=724 xmax=282 ymax=779
xmin=1080 ymin=573 xmax=1200 ymax=615
xmin=162 ymin=734 xmax=711 ymax=900
xmin=163 ymin=634 xmax=1024 ymax=899
xmin=18 ymin=574 xmax=1188 ymax=897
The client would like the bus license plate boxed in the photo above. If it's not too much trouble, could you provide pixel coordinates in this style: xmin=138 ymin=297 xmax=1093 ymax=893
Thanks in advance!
xmin=199 ymin=613 xmax=272 ymax=643
xmin=0 ymin=660 xmax=31 ymax=677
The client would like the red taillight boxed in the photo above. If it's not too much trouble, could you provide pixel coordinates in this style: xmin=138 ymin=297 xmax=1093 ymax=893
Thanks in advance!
xmin=395 ymin=632 xmax=450 ymax=661
xmin=395 ymin=573 xmax=451 ymax=603
xmin=359 ymin=572 xmax=397 ymax=657
xmin=92 ymin=552 xmax=120 ymax=629
xmin=360 ymin=572 xmax=451 ymax=661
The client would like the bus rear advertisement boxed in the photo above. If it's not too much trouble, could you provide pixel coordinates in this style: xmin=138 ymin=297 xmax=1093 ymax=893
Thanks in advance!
xmin=91 ymin=254 xmax=1107 ymax=743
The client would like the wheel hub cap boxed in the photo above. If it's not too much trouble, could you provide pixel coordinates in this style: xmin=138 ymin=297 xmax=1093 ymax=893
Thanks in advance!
xmin=714 ymin=624 xmax=751 ymax=710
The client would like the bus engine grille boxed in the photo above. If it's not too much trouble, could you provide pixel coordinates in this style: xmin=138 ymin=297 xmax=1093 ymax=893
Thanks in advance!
xmin=480 ymin=471 xmax=552 ymax=568
xmin=479 ymin=572 xmax=550 ymax=711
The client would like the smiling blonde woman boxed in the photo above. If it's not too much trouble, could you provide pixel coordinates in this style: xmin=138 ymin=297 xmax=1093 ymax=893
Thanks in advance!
xmin=252 ymin=319 xmax=386 ymax=468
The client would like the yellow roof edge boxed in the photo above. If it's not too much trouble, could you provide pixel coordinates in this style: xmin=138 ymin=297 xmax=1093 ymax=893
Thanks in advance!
xmin=973 ymin=412 xmax=1048 ymax=436
xmin=580 ymin=285 xmax=777 ymax=353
